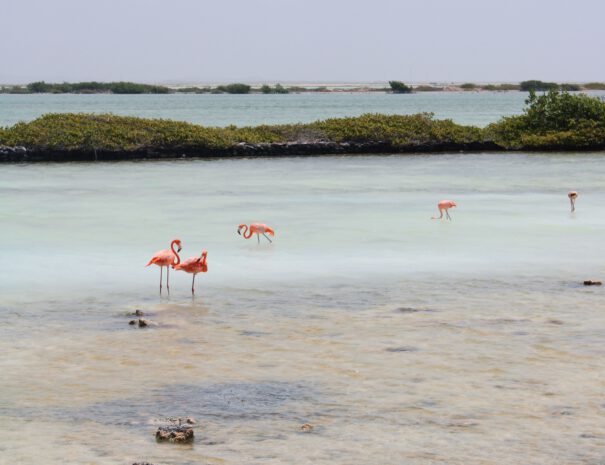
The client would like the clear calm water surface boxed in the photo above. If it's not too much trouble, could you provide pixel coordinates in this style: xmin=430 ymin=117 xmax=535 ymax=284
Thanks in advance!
xmin=1 ymin=154 xmax=604 ymax=465
xmin=0 ymin=91 xmax=576 ymax=127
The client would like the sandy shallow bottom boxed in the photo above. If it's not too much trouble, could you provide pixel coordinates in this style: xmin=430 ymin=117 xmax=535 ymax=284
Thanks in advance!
xmin=1 ymin=154 xmax=604 ymax=464
xmin=1 ymin=279 xmax=604 ymax=465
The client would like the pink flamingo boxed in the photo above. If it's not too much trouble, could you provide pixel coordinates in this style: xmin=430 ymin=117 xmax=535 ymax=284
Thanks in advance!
xmin=431 ymin=200 xmax=457 ymax=220
xmin=146 ymin=239 xmax=182 ymax=293
xmin=568 ymin=191 xmax=578 ymax=212
xmin=173 ymin=250 xmax=208 ymax=295
xmin=237 ymin=223 xmax=275 ymax=244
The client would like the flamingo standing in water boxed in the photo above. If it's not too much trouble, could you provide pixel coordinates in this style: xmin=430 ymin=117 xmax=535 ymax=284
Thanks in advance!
xmin=237 ymin=223 xmax=275 ymax=244
xmin=568 ymin=191 xmax=578 ymax=212
xmin=431 ymin=200 xmax=457 ymax=220
xmin=173 ymin=250 xmax=208 ymax=295
xmin=146 ymin=239 xmax=182 ymax=293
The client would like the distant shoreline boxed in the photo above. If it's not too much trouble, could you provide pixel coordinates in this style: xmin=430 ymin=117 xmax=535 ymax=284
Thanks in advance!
xmin=2 ymin=80 xmax=605 ymax=95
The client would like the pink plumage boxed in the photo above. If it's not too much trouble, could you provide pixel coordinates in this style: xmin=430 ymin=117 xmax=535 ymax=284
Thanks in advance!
xmin=173 ymin=250 xmax=208 ymax=294
xmin=146 ymin=238 xmax=182 ymax=293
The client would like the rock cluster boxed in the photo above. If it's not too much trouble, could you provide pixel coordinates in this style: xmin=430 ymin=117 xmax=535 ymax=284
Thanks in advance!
xmin=0 ymin=145 xmax=27 ymax=161
xmin=0 ymin=140 xmax=503 ymax=162
xmin=583 ymin=280 xmax=602 ymax=286
xmin=300 ymin=423 xmax=314 ymax=432
xmin=0 ymin=145 xmax=26 ymax=154
xmin=128 ymin=318 xmax=154 ymax=327
xmin=155 ymin=425 xmax=194 ymax=443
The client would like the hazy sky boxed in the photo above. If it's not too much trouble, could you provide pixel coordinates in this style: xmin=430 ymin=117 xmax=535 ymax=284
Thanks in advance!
xmin=2 ymin=0 xmax=604 ymax=83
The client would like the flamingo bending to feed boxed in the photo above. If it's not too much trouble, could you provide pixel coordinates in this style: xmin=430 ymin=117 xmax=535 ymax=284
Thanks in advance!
xmin=173 ymin=250 xmax=208 ymax=295
xmin=568 ymin=191 xmax=578 ymax=212
xmin=238 ymin=223 xmax=275 ymax=244
xmin=146 ymin=239 xmax=182 ymax=293
xmin=431 ymin=200 xmax=457 ymax=220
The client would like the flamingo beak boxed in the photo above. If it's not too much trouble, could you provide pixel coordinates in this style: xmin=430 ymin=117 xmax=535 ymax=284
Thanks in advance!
xmin=177 ymin=246 xmax=182 ymax=252
xmin=237 ymin=229 xmax=241 ymax=235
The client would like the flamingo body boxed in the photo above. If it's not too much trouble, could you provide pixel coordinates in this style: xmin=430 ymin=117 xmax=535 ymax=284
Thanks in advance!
xmin=568 ymin=191 xmax=578 ymax=212
xmin=238 ymin=223 xmax=275 ymax=243
xmin=174 ymin=250 xmax=208 ymax=294
xmin=146 ymin=249 xmax=179 ymax=267
xmin=432 ymin=200 xmax=457 ymax=220
xmin=146 ymin=239 xmax=182 ymax=293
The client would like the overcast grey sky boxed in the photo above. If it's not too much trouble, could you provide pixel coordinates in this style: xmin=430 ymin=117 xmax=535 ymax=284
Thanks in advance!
xmin=2 ymin=0 xmax=604 ymax=84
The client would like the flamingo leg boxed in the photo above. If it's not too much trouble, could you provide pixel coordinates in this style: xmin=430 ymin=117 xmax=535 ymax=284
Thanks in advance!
xmin=192 ymin=274 xmax=196 ymax=295
xmin=262 ymin=233 xmax=273 ymax=243
xmin=446 ymin=209 xmax=452 ymax=220
xmin=431 ymin=209 xmax=443 ymax=220
xmin=167 ymin=265 xmax=170 ymax=293
xmin=571 ymin=199 xmax=575 ymax=212
xmin=159 ymin=266 xmax=163 ymax=293
xmin=257 ymin=233 xmax=260 ymax=244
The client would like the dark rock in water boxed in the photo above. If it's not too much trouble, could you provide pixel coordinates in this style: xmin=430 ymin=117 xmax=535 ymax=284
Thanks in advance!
xmin=396 ymin=307 xmax=421 ymax=313
xmin=0 ymin=140 xmax=505 ymax=163
xmin=134 ymin=309 xmax=144 ymax=316
xmin=133 ymin=462 xmax=156 ymax=465
xmin=156 ymin=425 xmax=194 ymax=443
xmin=579 ymin=433 xmax=601 ymax=439
xmin=300 ymin=423 xmax=314 ymax=432
xmin=185 ymin=417 xmax=196 ymax=425
xmin=128 ymin=318 xmax=155 ymax=327
xmin=386 ymin=346 xmax=418 ymax=352
xmin=583 ymin=280 xmax=602 ymax=286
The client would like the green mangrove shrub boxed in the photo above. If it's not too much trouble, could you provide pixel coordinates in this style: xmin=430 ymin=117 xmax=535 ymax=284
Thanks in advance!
xmin=0 ymin=112 xmax=486 ymax=152
xmin=260 ymin=84 xmax=289 ymax=94
xmin=414 ymin=85 xmax=443 ymax=92
xmin=482 ymin=83 xmax=521 ymax=91
xmin=520 ymin=80 xmax=560 ymax=92
xmin=388 ymin=81 xmax=413 ymax=94
xmin=560 ymin=83 xmax=581 ymax=92
xmin=309 ymin=113 xmax=484 ymax=147
xmin=25 ymin=81 xmax=172 ymax=94
xmin=583 ymin=82 xmax=605 ymax=90
xmin=1 ymin=114 xmax=239 ymax=151
xmin=487 ymin=90 xmax=605 ymax=148
xmin=4 ymin=101 xmax=605 ymax=155
xmin=215 ymin=83 xmax=251 ymax=94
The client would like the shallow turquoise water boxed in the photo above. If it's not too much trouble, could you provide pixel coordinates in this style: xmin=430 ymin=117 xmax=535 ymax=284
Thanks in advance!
xmin=0 ymin=91 xmax=538 ymax=127
xmin=0 ymin=154 xmax=604 ymax=464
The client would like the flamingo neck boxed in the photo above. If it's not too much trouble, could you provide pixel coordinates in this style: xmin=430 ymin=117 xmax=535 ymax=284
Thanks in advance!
xmin=170 ymin=240 xmax=181 ymax=266
xmin=242 ymin=225 xmax=253 ymax=239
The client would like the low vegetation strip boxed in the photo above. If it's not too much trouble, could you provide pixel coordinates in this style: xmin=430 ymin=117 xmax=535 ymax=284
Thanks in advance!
xmin=1 ymin=90 xmax=604 ymax=161
xmin=2 ymin=79 xmax=605 ymax=94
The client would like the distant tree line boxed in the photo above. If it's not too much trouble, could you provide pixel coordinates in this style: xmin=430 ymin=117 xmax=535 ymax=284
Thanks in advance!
xmin=519 ymin=80 xmax=578 ymax=92
xmin=1 ymin=80 xmax=604 ymax=95
xmin=386 ymin=79 xmax=599 ymax=93
xmin=25 ymin=81 xmax=172 ymax=94
xmin=215 ymin=83 xmax=251 ymax=94
xmin=261 ymin=84 xmax=289 ymax=94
